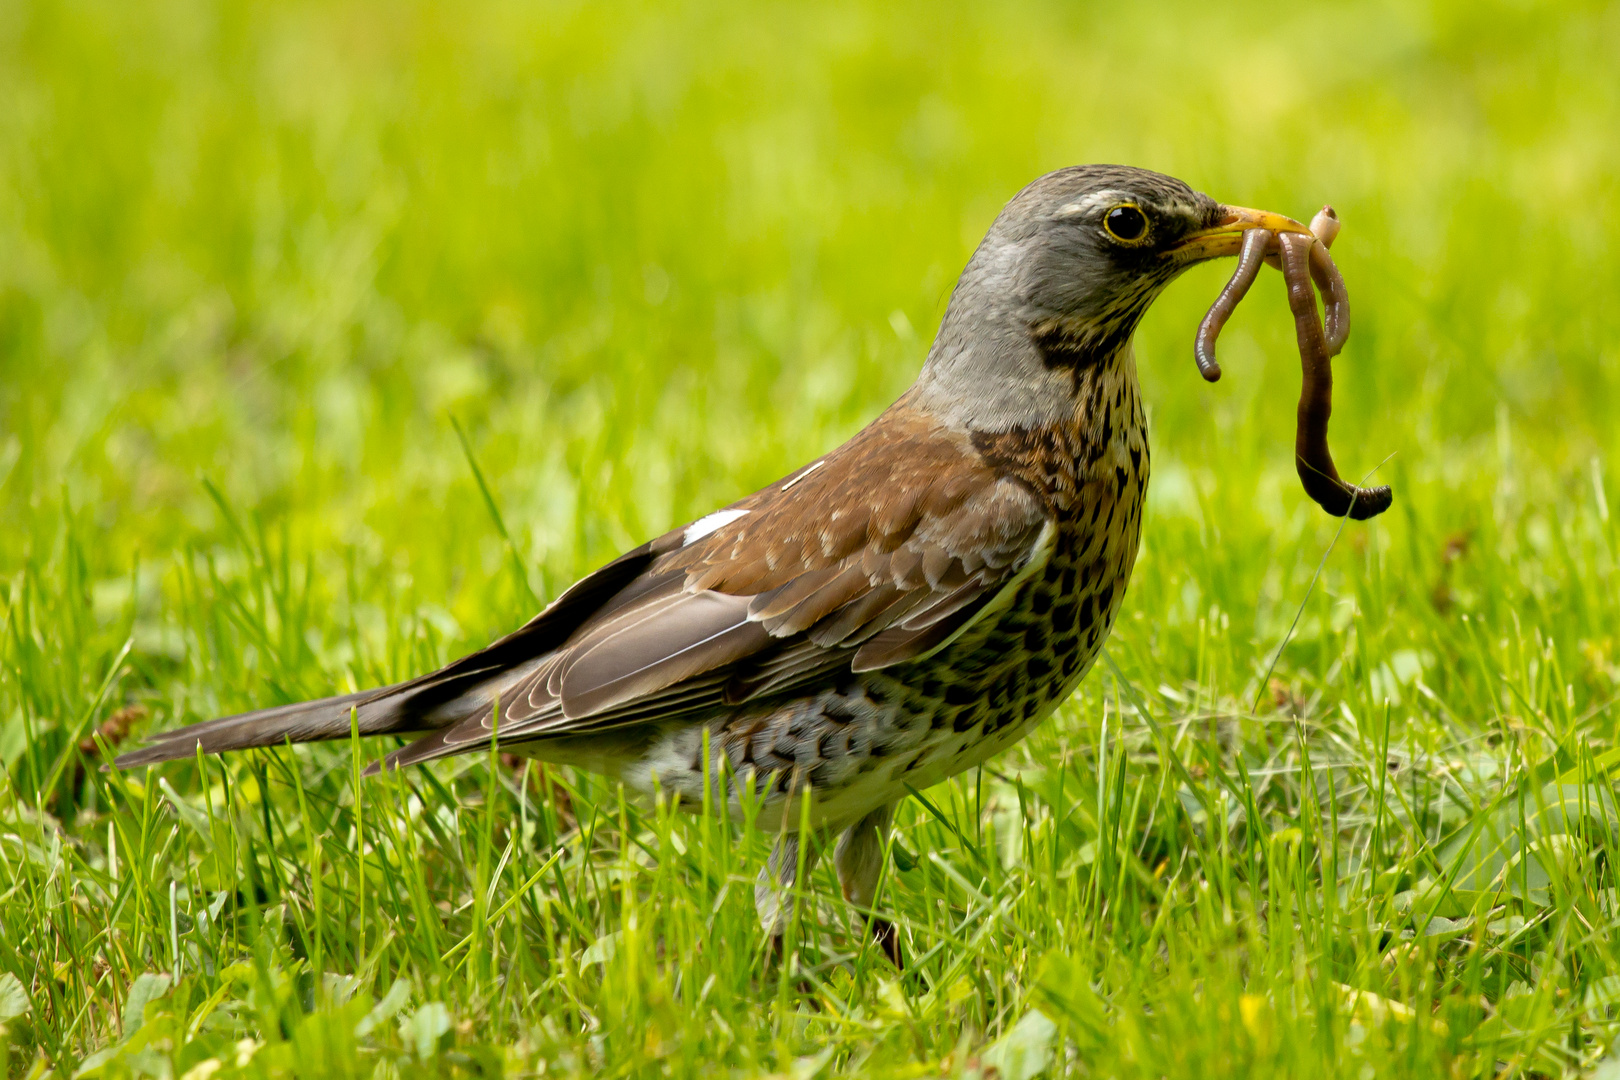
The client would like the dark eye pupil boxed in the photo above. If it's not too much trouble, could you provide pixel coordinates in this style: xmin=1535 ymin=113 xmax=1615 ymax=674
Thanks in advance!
xmin=1106 ymin=206 xmax=1147 ymax=240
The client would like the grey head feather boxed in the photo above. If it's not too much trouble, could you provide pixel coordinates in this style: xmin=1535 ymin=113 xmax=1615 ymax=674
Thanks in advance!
xmin=911 ymin=164 xmax=1221 ymax=433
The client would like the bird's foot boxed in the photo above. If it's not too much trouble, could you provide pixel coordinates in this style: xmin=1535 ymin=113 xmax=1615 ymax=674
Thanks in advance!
xmin=764 ymin=934 xmax=820 ymax=1001
xmin=870 ymin=917 xmax=903 ymax=969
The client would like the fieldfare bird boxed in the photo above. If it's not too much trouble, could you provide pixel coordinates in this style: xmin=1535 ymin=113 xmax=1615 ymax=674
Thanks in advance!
xmin=119 ymin=164 xmax=1326 ymax=963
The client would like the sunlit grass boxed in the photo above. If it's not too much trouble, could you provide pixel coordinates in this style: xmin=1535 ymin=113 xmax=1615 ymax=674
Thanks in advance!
xmin=4 ymin=0 xmax=1620 ymax=1076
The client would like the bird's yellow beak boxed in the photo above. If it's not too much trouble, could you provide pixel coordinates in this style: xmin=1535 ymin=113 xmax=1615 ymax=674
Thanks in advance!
xmin=1168 ymin=205 xmax=1315 ymax=263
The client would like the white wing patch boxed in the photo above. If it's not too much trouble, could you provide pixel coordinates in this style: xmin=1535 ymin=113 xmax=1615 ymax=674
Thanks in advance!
xmin=683 ymin=508 xmax=750 ymax=546
xmin=780 ymin=460 xmax=825 ymax=491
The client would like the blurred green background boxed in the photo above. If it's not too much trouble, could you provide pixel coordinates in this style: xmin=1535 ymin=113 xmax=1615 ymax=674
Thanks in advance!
xmin=6 ymin=0 xmax=1617 ymax=651
xmin=5 ymin=0 xmax=1620 ymax=1076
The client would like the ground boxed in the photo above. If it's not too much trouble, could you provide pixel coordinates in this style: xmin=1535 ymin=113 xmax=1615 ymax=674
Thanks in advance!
xmin=3 ymin=0 xmax=1620 ymax=1076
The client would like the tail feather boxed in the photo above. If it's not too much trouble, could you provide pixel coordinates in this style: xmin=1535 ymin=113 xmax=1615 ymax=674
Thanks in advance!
xmin=114 ymin=684 xmax=419 ymax=768
xmin=113 ymin=540 xmax=663 ymax=772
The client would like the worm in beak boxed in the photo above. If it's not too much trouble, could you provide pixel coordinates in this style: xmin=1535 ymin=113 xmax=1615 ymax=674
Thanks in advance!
xmin=1276 ymin=229 xmax=1391 ymax=519
xmin=1188 ymin=203 xmax=1391 ymax=520
xmin=1194 ymin=225 xmax=1273 ymax=382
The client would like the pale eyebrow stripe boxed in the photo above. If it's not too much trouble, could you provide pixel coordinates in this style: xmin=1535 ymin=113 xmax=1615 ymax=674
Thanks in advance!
xmin=1055 ymin=190 xmax=1133 ymax=217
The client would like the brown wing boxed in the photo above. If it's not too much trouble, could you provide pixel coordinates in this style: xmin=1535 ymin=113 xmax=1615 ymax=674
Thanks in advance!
xmin=374 ymin=404 xmax=1053 ymax=771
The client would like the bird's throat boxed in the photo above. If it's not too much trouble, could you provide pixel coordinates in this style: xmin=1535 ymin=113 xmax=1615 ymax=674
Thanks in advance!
xmin=969 ymin=346 xmax=1148 ymax=517
xmin=1030 ymin=310 xmax=1147 ymax=383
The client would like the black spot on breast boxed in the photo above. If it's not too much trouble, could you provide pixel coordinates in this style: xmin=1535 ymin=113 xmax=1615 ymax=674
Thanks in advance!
xmin=955 ymin=651 xmax=996 ymax=678
xmin=823 ymin=696 xmax=859 ymax=723
xmin=1026 ymin=656 xmax=1052 ymax=680
xmin=1006 ymin=669 xmax=1028 ymax=703
xmin=1052 ymin=602 xmax=1077 ymax=633
xmin=1024 ymin=624 xmax=1050 ymax=652
xmin=945 ymin=683 xmax=977 ymax=707
xmin=1031 ymin=589 xmax=1053 ymax=615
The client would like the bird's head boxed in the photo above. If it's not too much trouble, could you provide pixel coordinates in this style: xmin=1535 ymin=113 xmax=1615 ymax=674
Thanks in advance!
xmin=916 ymin=164 xmax=1313 ymax=431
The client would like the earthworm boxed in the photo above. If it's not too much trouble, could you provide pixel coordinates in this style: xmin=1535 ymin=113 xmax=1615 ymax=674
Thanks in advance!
xmin=1277 ymin=230 xmax=1392 ymax=520
xmin=1307 ymin=206 xmax=1350 ymax=355
xmin=1193 ymin=226 xmax=1272 ymax=382
xmin=1309 ymin=205 xmax=1341 ymax=247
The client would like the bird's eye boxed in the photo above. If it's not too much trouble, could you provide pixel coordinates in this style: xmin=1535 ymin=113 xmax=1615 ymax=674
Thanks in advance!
xmin=1103 ymin=204 xmax=1149 ymax=243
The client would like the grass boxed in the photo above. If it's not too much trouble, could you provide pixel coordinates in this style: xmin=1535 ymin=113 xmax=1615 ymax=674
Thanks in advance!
xmin=3 ymin=0 xmax=1620 ymax=1075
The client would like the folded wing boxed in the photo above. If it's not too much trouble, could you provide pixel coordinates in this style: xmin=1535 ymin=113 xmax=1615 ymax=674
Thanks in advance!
xmin=116 ymin=403 xmax=1054 ymax=774
xmin=378 ymin=405 xmax=1053 ymax=771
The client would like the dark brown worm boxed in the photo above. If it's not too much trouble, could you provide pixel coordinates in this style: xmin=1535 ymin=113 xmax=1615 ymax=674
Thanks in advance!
xmin=1308 ymin=207 xmax=1349 ymax=354
xmin=1277 ymin=230 xmax=1392 ymax=520
xmin=1308 ymin=236 xmax=1351 ymax=356
xmin=1193 ymin=226 xmax=1272 ymax=382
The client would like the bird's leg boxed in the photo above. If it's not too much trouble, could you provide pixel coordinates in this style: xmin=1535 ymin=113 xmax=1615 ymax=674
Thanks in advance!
xmin=834 ymin=804 xmax=902 ymax=968
xmin=755 ymin=830 xmax=822 ymax=959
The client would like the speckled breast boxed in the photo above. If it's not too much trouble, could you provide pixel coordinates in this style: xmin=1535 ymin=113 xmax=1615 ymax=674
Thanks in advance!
xmin=868 ymin=362 xmax=1151 ymax=790
xmin=638 ymin=358 xmax=1150 ymax=830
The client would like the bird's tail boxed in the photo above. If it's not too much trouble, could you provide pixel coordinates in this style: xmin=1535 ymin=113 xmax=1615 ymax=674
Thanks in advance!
xmin=113 ymin=684 xmax=422 ymax=768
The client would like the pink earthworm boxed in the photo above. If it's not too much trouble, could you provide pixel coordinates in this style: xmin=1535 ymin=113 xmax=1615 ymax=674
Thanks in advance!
xmin=1277 ymin=230 xmax=1391 ymax=520
xmin=1193 ymin=225 xmax=1273 ymax=382
xmin=1307 ymin=206 xmax=1350 ymax=355
xmin=1309 ymin=205 xmax=1342 ymax=247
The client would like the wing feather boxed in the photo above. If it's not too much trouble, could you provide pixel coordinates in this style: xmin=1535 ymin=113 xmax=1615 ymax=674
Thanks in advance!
xmin=558 ymin=591 xmax=771 ymax=717
xmin=375 ymin=404 xmax=1055 ymax=772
